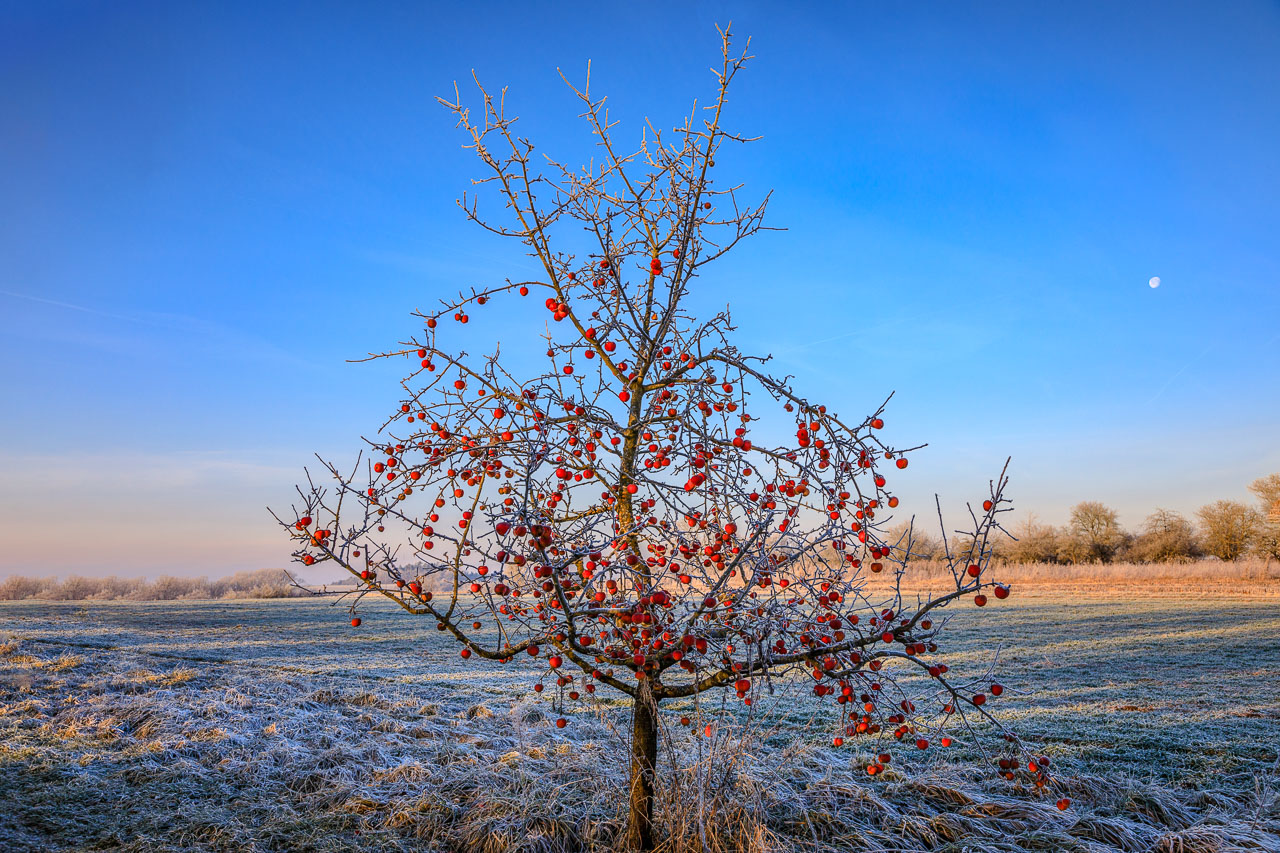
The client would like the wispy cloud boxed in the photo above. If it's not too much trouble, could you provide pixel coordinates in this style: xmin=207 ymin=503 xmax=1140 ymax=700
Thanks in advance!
xmin=0 ymin=449 xmax=299 ymax=492
xmin=0 ymin=287 xmax=321 ymax=370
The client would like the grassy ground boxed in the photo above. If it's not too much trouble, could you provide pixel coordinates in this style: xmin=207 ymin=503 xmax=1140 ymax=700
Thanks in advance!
xmin=2 ymin=588 xmax=1278 ymax=852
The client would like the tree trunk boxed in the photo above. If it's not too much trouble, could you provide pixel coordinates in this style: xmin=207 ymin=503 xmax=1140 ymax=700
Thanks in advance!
xmin=626 ymin=682 xmax=659 ymax=851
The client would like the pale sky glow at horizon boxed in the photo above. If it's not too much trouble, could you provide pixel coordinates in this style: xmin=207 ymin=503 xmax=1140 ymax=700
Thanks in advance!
xmin=2 ymin=1 xmax=1278 ymax=580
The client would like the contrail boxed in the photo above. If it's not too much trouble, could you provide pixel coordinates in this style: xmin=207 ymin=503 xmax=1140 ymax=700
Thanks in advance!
xmin=0 ymin=288 xmax=142 ymax=324
xmin=1148 ymin=330 xmax=1278 ymax=405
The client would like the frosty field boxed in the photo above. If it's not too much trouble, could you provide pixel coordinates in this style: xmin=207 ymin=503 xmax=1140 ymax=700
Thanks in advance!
xmin=2 ymin=588 xmax=1279 ymax=852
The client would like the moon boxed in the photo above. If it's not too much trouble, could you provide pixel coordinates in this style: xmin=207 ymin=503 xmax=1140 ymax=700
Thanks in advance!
xmin=1149 ymin=276 xmax=1161 ymax=288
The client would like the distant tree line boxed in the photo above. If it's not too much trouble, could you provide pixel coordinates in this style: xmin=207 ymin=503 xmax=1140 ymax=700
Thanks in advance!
xmin=3 ymin=476 xmax=1277 ymax=602
xmin=0 ymin=568 xmax=304 ymax=601
xmin=886 ymin=474 xmax=1280 ymax=565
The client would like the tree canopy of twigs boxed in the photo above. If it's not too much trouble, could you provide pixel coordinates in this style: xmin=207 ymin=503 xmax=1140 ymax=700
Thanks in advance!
xmin=273 ymin=27 xmax=1050 ymax=851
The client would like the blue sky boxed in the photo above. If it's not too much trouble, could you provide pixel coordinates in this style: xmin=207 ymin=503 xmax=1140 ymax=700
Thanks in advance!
xmin=2 ymin=1 xmax=1277 ymax=577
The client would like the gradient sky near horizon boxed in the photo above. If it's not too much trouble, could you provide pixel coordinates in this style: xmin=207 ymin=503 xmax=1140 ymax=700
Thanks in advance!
xmin=2 ymin=1 xmax=1278 ymax=579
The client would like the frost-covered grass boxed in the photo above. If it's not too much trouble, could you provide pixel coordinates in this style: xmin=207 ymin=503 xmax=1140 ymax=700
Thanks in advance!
xmin=2 ymin=591 xmax=1278 ymax=852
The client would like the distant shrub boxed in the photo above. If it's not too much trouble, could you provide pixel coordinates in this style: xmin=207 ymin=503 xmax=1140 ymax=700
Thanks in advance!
xmin=0 ymin=575 xmax=52 ymax=600
xmin=0 ymin=569 xmax=302 ymax=601
xmin=37 ymin=576 xmax=106 ymax=601
xmin=216 ymin=570 xmax=295 ymax=599
xmin=137 ymin=576 xmax=208 ymax=601
xmin=85 ymin=577 xmax=145 ymax=601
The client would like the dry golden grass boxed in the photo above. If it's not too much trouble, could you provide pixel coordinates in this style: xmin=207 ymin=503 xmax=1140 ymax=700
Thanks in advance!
xmin=874 ymin=558 xmax=1280 ymax=596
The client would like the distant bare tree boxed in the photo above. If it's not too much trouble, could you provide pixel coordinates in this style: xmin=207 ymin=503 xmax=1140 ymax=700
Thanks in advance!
xmin=1249 ymin=474 xmax=1280 ymax=560
xmin=1001 ymin=513 xmax=1062 ymax=564
xmin=1250 ymin=474 xmax=1280 ymax=511
xmin=1131 ymin=508 xmax=1200 ymax=563
xmin=1196 ymin=500 xmax=1260 ymax=561
xmin=883 ymin=520 xmax=944 ymax=562
xmin=1065 ymin=501 xmax=1126 ymax=563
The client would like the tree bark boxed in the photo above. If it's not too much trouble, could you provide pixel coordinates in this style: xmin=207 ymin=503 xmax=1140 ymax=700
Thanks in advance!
xmin=626 ymin=681 xmax=659 ymax=851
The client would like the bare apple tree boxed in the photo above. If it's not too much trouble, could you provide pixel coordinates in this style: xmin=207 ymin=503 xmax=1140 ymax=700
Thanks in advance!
xmin=275 ymin=28 xmax=1050 ymax=851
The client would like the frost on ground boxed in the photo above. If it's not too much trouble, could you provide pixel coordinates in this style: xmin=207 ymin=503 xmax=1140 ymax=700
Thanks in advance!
xmin=1 ymin=592 xmax=1279 ymax=852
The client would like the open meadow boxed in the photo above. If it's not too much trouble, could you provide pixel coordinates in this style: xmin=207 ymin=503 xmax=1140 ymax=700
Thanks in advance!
xmin=3 ymin=584 xmax=1279 ymax=852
